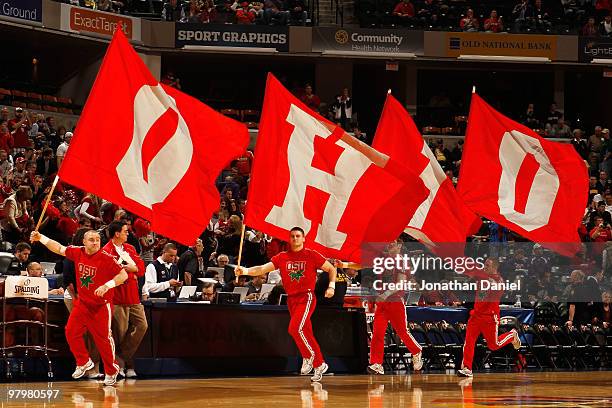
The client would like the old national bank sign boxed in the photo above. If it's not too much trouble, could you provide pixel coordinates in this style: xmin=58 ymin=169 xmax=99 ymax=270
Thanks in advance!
xmin=446 ymin=32 xmax=557 ymax=59
xmin=313 ymin=28 xmax=423 ymax=55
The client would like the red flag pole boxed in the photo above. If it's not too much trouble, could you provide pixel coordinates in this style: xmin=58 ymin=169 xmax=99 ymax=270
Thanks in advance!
xmin=34 ymin=175 xmax=59 ymax=232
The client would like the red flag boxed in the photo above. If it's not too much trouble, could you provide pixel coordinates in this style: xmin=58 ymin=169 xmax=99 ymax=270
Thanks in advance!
xmin=59 ymin=30 xmax=248 ymax=245
xmin=372 ymin=94 xmax=481 ymax=252
xmin=457 ymin=93 xmax=588 ymax=256
xmin=245 ymin=74 xmax=428 ymax=262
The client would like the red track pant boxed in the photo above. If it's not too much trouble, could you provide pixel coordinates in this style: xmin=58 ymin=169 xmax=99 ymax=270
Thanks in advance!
xmin=370 ymin=301 xmax=422 ymax=365
xmin=65 ymin=300 xmax=119 ymax=376
xmin=287 ymin=290 xmax=324 ymax=367
xmin=461 ymin=313 xmax=517 ymax=370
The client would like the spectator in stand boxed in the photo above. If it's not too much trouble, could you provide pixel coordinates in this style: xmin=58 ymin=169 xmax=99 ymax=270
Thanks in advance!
xmin=601 ymin=13 xmax=612 ymax=36
xmin=548 ymin=117 xmax=572 ymax=138
xmin=590 ymin=215 xmax=612 ymax=242
xmin=0 ymin=121 xmax=13 ymax=155
xmin=263 ymin=0 xmax=287 ymax=25
xmin=565 ymin=270 xmax=591 ymax=326
xmin=484 ymin=10 xmax=503 ymax=32
xmin=393 ymin=0 xmax=415 ymax=25
xmin=512 ymin=0 xmax=533 ymax=32
xmin=184 ymin=0 xmax=201 ymax=22
xmin=213 ymin=0 xmax=237 ymax=23
xmin=598 ymin=170 xmax=611 ymax=192
xmin=217 ymin=215 xmax=243 ymax=261
xmin=234 ymin=1 xmax=256 ymax=24
xmin=251 ymin=2 xmax=266 ymax=24
xmin=589 ymin=200 xmax=612 ymax=229
xmin=572 ymin=129 xmax=589 ymax=160
xmin=0 ymin=108 xmax=9 ymax=123
xmin=532 ymin=0 xmax=552 ymax=32
xmin=331 ymin=88 xmax=353 ymax=129
xmin=582 ymin=16 xmax=599 ymax=36
xmin=0 ymin=185 xmax=32 ymax=244
xmin=590 ymin=126 xmax=604 ymax=159
xmin=178 ymin=239 xmax=205 ymax=286
xmin=8 ymin=108 xmax=31 ymax=155
xmin=521 ymin=103 xmax=540 ymax=129
xmin=300 ymin=84 xmax=321 ymax=111
xmin=197 ymin=0 xmax=217 ymax=22
xmin=36 ymin=148 xmax=58 ymax=179
xmin=56 ymin=131 xmax=71 ymax=168
xmin=0 ymin=150 xmax=12 ymax=180
xmin=162 ymin=0 xmax=186 ymax=21
xmin=460 ymin=8 xmax=479 ymax=32
xmin=287 ymin=0 xmax=307 ymax=25
xmin=75 ymin=193 xmax=103 ymax=228
xmin=544 ymin=102 xmax=563 ymax=127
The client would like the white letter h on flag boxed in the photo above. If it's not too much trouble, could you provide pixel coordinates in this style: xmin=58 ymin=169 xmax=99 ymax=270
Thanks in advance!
xmin=265 ymin=105 xmax=371 ymax=249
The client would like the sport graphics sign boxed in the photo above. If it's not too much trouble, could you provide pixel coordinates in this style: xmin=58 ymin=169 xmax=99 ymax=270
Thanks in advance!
xmin=4 ymin=276 xmax=49 ymax=300
xmin=313 ymin=27 xmax=423 ymax=55
xmin=579 ymin=37 xmax=612 ymax=62
xmin=176 ymin=23 xmax=288 ymax=51
xmin=0 ymin=0 xmax=42 ymax=25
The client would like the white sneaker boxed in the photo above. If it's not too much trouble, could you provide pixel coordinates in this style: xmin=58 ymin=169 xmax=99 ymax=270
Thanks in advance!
xmin=412 ymin=352 xmax=423 ymax=371
xmin=125 ymin=369 xmax=137 ymax=378
xmin=310 ymin=363 xmax=329 ymax=382
xmin=457 ymin=367 xmax=473 ymax=377
xmin=300 ymin=357 xmax=314 ymax=375
xmin=117 ymin=368 xmax=126 ymax=378
xmin=512 ymin=331 xmax=521 ymax=350
xmin=72 ymin=359 xmax=95 ymax=379
xmin=367 ymin=363 xmax=384 ymax=375
xmin=103 ymin=372 xmax=118 ymax=386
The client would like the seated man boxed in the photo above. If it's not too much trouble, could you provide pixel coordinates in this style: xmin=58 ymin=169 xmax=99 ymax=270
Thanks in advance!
xmin=6 ymin=242 xmax=31 ymax=275
xmin=199 ymin=282 xmax=217 ymax=303
xmin=221 ymin=274 xmax=248 ymax=292
xmin=27 ymin=262 xmax=64 ymax=295
xmin=246 ymin=273 xmax=267 ymax=296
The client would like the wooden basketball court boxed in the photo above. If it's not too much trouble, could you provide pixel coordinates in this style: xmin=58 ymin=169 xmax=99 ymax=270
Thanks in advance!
xmin=3 ymin=371 xmax=612 ymax=407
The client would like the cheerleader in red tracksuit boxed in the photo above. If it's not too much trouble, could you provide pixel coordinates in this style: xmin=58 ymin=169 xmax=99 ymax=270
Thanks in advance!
xmin=458 ymin=257 xmax=521 ymax=377
xmin=363 ymin=241 xmax=422 ymax=375
xmin=235 ymin=226 xmax=337 ymax=382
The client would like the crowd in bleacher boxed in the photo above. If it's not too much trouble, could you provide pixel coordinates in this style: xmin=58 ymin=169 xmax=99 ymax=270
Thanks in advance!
xmin=356 ymin=0 xmax=612 ymax=34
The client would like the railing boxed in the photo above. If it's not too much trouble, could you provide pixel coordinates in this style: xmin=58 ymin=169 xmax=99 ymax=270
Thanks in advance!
xmin=333 ymin=0 xmax=344 ymax=26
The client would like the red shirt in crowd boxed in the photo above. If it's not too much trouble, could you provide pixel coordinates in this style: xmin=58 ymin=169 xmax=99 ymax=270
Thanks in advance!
xmin=300 ymin=94 xmax=321 ymax=111
xmin=272 ymin=248 xmax=326 ymax=296
xmin=484 ymin=17 xmax=503 ymax=32
xmin=236 ymin=150 xmax=254 ymax=175
xmin=236 ymin=8 xmax=255 ymax=24
xmin=57 ymin=215 xmax=79 ymax=238
xmin=0 ymin=131 xmax=13 ymax=154
xmin=65 ymin=246 xmax=123 ymax=307
xmin=103 ymin=241 xmax=145 ymax=305
xmin=590 ymin=226 xmax=612 ymax=242
xmin=393 ymin=1 xmax=415 ymax=16
xmin=8 ymin=119 xmax=30 ymax=149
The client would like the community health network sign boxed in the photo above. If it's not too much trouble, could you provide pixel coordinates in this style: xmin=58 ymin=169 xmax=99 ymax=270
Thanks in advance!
xmin=0 ymin=0 xmax=42 ymax=25
xmin=313 ymin=27 xmax=423 ymax=55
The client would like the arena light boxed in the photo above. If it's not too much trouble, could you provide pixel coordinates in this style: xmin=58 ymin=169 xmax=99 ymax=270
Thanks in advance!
xmin=591 ymin=58 xmax=612 ymax=65
xmin=458 ymin=55 xmax=551 ymax=63
xmin=182 ymin=45 xmax=278 ymax=53
xmin=321 ymin=50 xmax=417 ymax=59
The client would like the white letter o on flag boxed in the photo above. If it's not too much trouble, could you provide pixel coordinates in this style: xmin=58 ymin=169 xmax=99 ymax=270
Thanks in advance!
xmin=497 ymin=130 xmax=559 ymax=232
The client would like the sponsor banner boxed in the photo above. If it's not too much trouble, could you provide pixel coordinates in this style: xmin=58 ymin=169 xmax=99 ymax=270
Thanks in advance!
xmin=60 ymin=3 xmax=141 ymax=42
xmin=176 ymin=23 xmax=289 ymax=52
xmin=4 ymin=276 xmax=49 ymax=299
xmin=445 ymin=32 xmax=557 ymax=59
xmin=313 ymin=27 xmax=423 ymax=55
xmin=0 ymin=0 xmax=42 ymax=25
xmin=579 ymin=37 xmax=612 ymax=62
